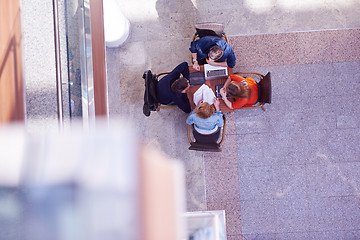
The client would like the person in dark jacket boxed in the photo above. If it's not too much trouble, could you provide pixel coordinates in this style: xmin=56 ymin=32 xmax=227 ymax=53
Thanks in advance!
xmin=189 ymin=35 xmax=236 ymax=71
xmin=157 ymin=62 xmax=191 ymax=113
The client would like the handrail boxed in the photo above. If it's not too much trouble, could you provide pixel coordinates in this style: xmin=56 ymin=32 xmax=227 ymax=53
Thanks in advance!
xmin=52 ymin=0 xmax=64 ymax=130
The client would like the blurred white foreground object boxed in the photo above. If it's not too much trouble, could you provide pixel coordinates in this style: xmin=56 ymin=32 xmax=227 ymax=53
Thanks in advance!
xmin=0 ymin=120 xmax=185 ymax=240
xmin=103 ymin=0 xmax=130 ymax=48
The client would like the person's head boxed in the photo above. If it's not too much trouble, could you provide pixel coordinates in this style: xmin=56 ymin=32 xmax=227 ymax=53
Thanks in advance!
xmin=171 ymin=77 xmax=190 ymax=93
xmin=195 ymin=102 xmax=215 ymax=119
xmin=227 ymin=81 xmax=249 ymax=99
xmin=208 ymin=45 xmax=223 ymax=61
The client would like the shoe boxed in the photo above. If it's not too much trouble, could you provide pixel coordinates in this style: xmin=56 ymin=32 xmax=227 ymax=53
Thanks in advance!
xmin=143 ymin=103 xmax=151 ymax=117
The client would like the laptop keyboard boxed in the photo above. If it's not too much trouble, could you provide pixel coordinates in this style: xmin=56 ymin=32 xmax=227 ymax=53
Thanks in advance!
xmin=206 ymin=69 xmax=227 ymax=77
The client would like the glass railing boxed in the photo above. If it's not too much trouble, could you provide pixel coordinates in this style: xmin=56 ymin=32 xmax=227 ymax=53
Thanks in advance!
xmin=64 ymin=0 xmax=95 ymax=126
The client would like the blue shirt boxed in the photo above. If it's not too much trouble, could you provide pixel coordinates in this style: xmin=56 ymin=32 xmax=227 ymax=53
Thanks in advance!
xmin=189 ymin=36 xmax=236 ymax=68
xmin=157 ymin=62 xmax=191 ymax=113
xmin=186 ymin=111 xmax=224 ymax=130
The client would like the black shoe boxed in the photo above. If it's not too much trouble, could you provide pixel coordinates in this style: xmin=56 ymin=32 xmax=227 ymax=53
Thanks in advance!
xmin=143 ymin=103 xmax=151 ymax=117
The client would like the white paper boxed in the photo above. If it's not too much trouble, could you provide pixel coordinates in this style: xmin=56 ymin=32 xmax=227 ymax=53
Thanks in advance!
xmin=193 ymin=84 xmax=215 ymax=105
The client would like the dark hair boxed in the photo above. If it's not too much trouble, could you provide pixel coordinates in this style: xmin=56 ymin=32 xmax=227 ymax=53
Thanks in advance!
xmin=171 ymin=77 xmax=189 ymax=93
xmin=208 ymin=46 xmax=223 ymax=61
xmin=227 ymin=81 xmax=249 ymax=99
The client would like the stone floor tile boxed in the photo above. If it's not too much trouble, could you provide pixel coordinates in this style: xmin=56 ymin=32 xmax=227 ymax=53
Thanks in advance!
xmin=301 ymin=112 xmax=337 ymax=131
xmin=236 ymin=133 xmax=275 ymax=167
xmin=274 ymin=197 xmax=310 ymax=233
xmin=275 ymin=232 xmax=310 ymax=240
xmin=306 ymin=162 xmax=360 ymax=198
xmin=268 ymin=112 xmax=305 ymax=132
xmin=273 ymin=164 xmax=307 ymax=200
xmin=243 ymin=233 xmax=277 ymax=240
xmin=297 ymin=63 xmax=337 ymax=98
xmin=344 ymin=230 xmax=360 ymax=240
xmin=169 ymin=39 xmax=192 ymax=67
xmin=327 ymin=129 xmax=360 ymax=163
xmin=308 ymin=196 xmax=360 ymax=232
xmin=240 ymin=199 xmax=278 ymax=235
xmin=307 ymin=230 xmax=346 ymax=240
xmin=235 ymin=115 xmax=271 ymax=134
xmin=227 ymin=235 xmax=246 ymax=240
xmin=205 ymin=167 xmax=240 ymax=202
xmin=332 ymin=61 xmax=360 ymax=96
xmin=338 ymin=196 xmax=360 ymax=230
xmin=336 ymin=115 xmax=359 ymax=129
xmin=239 ymin=165 xmax=276 ymax=201
xmin=331 ymin=29 xmax=360 ymax=63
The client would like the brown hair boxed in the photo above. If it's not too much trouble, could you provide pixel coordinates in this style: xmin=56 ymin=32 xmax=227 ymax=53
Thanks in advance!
xmin=208 ymin=45 xmax=223 ymax=61
xmin=171 ymin=77 xmax=189 ymax=93
xmin=195 ymin=102 xmax=215 ymax=119
xmin=227 ymin=81 xmax=250 ymax=99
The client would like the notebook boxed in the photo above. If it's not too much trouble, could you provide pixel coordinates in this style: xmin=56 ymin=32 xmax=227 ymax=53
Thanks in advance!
xmin=193 ymin=84 xmax=215 ymax=105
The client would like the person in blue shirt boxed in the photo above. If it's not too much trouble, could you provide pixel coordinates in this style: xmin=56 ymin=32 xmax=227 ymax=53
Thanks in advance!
xmin=157 ymin=62 xmax=191 ymax=113
xmin=186 ymin=98 xmax=224 ymax=135
xmin=189 ymin=35 xmax=236 ymax=71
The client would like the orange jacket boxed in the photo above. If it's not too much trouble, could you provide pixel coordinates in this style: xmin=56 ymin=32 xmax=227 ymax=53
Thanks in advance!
xmin=230 ymin=75 xmax=258 ymax=109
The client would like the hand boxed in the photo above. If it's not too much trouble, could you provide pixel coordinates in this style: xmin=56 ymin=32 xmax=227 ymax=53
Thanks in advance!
xmin=206 ymin=58 xmax=216 ymax=65
xmin=220 ymin=87 xmax=227 ymax=99
xmin=193 ymin=61 xmax=200 ymax=71
xmin=213 ymin=98 xmax=220 ymax=111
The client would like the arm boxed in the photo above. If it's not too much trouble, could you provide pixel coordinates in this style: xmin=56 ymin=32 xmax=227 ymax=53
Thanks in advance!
xmin=213 ymin=97 xmax=220 ymax=111
xmin=168 ymin=62 xmax=189 ymax=80
xmin=213 ymin=98 xmax=224 ymax=127
xmin=178 ymin=61 xmax=190 ymax=79
xmin=220 ymin=88 xmax=234 ymax=109
xmin=206 ymin=58 xmax=227 ymax=67
xmin=174 ymin=93 xmax=191 ymax=113
xmin=191 ymin=53 xmax=200 ymax=71
xmin=222 ymin=76 xmax=232 ymax=90
xmin=165 ymin=63 xmax=186 ymax=82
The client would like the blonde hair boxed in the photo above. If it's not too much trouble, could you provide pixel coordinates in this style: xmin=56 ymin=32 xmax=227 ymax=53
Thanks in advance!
xmin=227 ymin=81 xmax=250 ymax=99
xmin=195 ymin=102 xmax=215 ymax=119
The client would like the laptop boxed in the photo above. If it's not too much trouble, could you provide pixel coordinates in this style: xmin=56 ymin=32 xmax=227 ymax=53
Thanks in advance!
xmin=204 ymin=64 xmax=228 ymax=80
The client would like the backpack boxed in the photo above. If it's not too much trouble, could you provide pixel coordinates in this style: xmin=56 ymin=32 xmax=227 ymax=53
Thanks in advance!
xmin=142 ymin=70 xmax=159 ymax=117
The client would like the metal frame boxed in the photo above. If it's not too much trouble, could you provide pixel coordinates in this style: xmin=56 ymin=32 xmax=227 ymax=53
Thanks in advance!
xmin=52 ymin=0 xmax=64 ymax=129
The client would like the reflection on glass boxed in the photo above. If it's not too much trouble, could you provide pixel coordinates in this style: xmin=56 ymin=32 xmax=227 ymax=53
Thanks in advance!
xmin=65 ymin=0 xmax=94 ymax=125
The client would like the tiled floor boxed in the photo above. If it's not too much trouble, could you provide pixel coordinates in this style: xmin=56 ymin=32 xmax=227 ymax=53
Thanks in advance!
xmin=107 ymin=0 xmax=360 ymax=238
